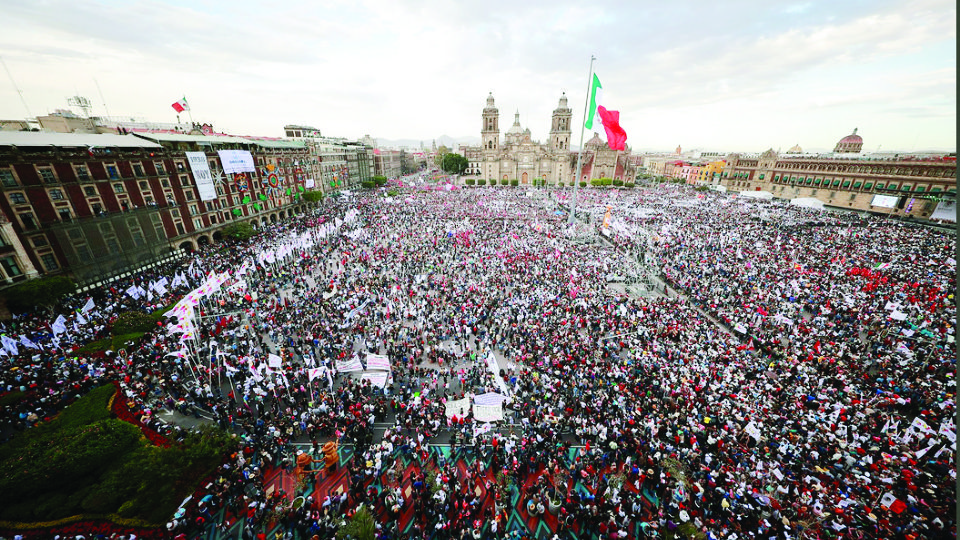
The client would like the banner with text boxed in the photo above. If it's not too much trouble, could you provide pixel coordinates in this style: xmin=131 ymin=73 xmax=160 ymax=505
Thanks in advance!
xmin=185 ymin=151 xmax=218 ymax=201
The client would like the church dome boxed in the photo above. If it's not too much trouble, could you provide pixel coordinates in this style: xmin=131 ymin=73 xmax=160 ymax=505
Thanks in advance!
xmin=506 ymin=111 xmax=524 ymax=135
xmin=557 ymin=92 xmax=568 ymax=110
xmin=786 ymin=144 xmax=802 ymax=154
xmin=586 ymin=132 xmax=604 ymax=148
xmin=833 ymin=128 xmax=863 ymax=153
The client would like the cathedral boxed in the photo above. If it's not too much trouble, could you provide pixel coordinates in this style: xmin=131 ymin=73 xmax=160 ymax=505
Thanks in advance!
xmin=463 ymin=93 xmax=574 ymax=185
xmin=464 ymin=93 xmax=633 ymax=186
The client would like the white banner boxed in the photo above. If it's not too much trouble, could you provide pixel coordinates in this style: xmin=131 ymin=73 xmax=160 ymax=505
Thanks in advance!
xmin=445 ymin=397 xmax=471 ymax=419
xmin=930 ymin=200 xmax=957 ymax=222
xmin=473 ymin=403 xmax=503 ymax=423
xmin=185 ymin=152 xmax=218 ymax=201
xmin=474 ymin=392 xmax=509 ymax=406
xmin=336 ymin=356 xmax=364 ymax=373
xmin=871 ymin=194 xmax=899 ymax=209
xmin=217 ymin=150 xmax=256 ymax=174
xmin=365 ymin=353 xmax=391 ymax=371
xmin=305 ymin=178 xmax=315 ymax=188
xmin=361 ymin=371 xmax=389 ymax=388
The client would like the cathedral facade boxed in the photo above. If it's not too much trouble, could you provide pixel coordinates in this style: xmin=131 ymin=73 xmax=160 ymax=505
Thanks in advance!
xmin=464 ymin=93 xmax=575 ymax=185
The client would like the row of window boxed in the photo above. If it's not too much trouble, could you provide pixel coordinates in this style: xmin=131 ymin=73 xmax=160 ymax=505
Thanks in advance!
xmin=775 ymin=163 xmax=954 ymax=177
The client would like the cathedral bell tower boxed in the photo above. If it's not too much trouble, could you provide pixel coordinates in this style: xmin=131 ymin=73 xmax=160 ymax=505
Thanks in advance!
xmin=549 ymin=92 xmax=572 ymax=151
xmin=482 ymin=93 xmax=499 ymax=153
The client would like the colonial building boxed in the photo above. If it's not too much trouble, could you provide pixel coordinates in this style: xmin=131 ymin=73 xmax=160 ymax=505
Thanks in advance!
xmin=373 ymin=149 xmax=402 ymax=179
xmin=0 ymin=131 xmax=321 ymax=286
xmin=719 ymin=130 xmax=956 ymax=220
xmin=465 ymin=93 xmax=575 ymax=185
xmin=574 ymin=133 xmax=636 ymax=183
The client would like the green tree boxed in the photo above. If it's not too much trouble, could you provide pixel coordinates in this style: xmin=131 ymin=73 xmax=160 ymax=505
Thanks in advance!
xmin=613 ymin=178 xmax=624 ymax=186
xmin=478 ymin=179 xmax=486 ymax=186
xmin=372 ymin=175 xmax=388 ymax=187
xmin=220 ymin=221 xmax=256 ymax=241
xmin=579 ymin=181 xmax=587 ymax=188
xmin=464 ymin=178 xmax=475 ymax=186
xmin=510 ymin=179 xmax=519 ymax=186
xmin=441 ymin=153 xmax=468 ymax=175
xmin=302 ymin=191 xmax=324 ymax=203
xmin=361 ymin=180 xmax=375 ymax=189
xmin=433 ymin=145 xmax=450 ymax=167
xmin=500 ymin=178 xmax=509 ymax=186
xmin=2 ymin=275 xmax=75 ymax=315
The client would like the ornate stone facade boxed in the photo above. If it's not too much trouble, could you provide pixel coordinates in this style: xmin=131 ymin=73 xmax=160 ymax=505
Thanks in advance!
xmin=466 ymin=93 xmax=574 ymax=185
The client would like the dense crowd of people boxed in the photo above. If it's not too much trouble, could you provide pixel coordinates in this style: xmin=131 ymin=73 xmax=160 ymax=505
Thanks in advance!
xmin=0 ymin=183 xmax=954 ymax=540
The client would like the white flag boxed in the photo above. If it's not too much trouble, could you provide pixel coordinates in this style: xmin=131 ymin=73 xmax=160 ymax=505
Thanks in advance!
xmin=82 ymin=297 xmax=95 ymax=313
xmin=51 ymin=315 xmax=67 ymax=335
xmin=267 ymin=353 xmax=283 ymax=368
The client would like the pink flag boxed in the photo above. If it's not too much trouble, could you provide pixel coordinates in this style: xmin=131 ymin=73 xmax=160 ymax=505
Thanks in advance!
xmin=597 ymin=105 xmax=627 ymax=151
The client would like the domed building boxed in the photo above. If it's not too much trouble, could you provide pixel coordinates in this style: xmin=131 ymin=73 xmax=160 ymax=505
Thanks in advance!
xmin=574 ymin=132 xmax=632 ymax=182
xmin=833 ymin=128 xmax=863 ymax=153
xmin=467 ymin=92 xmax=578 ymax=185
xmin=786 ymin=144 xmax=803 ymax=154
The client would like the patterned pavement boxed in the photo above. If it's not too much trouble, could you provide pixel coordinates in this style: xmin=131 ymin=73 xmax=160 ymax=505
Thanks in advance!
xmin=203 ymin=445 xmax=661 ymax=540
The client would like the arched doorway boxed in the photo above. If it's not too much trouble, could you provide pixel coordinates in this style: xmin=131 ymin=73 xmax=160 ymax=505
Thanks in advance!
xmin=270 ymin=214 xmax=278 ymax=224
xmin=197 ymin=235 xmax=210 ymax=247
xmin=521 ymin=172 xmax=528 ymax=184
xmin=178 ymin=240 xmax=195 ymax=252
xmin=212 ymin=230 xmax=223 ymax=242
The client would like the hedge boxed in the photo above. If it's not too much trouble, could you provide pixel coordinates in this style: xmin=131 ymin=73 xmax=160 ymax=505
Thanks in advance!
xmin=510 ymin=179 xmax=519 ymax=186
xmin=465 ymin=178 xmax=475 ymax=186
xmin=624 ymin=182 xmax=635 ymax=188
xmin=579 ymin=182 xmax=587 ymax=188
xmin=478 ymin=179 xmax=486 ymax=186
xmin=500 ymin=179 xmax=509 ymax=186
xmin=0 ymin=385 xmax=235 ymax=526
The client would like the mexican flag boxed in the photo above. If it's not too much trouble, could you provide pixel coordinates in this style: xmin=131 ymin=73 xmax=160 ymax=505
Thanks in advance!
xmin=171 ymin=97 xmax=190 ymax=113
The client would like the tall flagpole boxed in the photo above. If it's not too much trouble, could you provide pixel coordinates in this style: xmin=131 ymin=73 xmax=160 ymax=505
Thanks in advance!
xmin=568 ymin=55 xmax=596 ymax=227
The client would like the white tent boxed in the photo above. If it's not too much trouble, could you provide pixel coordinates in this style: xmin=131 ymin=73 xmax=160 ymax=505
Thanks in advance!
xmin=739 ymin=190 xmax=774 ymax=200
xmin=790 ymin=197 xmax=825 ymax=210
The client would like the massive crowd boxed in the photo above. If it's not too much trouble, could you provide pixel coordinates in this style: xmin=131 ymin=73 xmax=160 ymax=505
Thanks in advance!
xmin=0 ymin=183 xmax=954 ymax=540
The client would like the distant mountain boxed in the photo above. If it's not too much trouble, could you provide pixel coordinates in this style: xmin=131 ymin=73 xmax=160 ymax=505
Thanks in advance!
xmin=375 ymin=135 xmax=481 ymax=150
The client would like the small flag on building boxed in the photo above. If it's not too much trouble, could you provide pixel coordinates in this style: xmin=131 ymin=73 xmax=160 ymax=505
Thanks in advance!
xmin=171 ymin=97 xmax=190 ymax=113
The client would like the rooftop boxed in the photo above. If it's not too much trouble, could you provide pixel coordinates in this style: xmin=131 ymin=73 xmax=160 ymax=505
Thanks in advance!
xmin=0 ymin=131 xmax=161 ymax=149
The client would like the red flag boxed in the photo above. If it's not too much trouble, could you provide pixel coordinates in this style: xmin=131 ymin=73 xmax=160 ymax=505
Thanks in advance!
xmin=597 ymin=105 xmax=627 ymax=151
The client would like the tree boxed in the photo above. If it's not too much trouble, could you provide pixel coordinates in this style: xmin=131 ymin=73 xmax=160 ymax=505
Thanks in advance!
xmin=510 ymin=179 xmax=519 ymax=187
xmin=220 ymin=221 xmax=256 ymax=241
xmin=372 ymin=175 xmax=388 ymax=187
xmin=464 ymin=178 xmax=475 ymax=186
xmin=302 ymin=191 xmax=324 ymax=203
xmin=361 ymin=180 xmax=375 ymax=189
xmin=2 ymin=275 xmax=76 ymax=315
xmin=500 ymin=178 xmax=509 ymax=186
xmin=441 ymin=153 xmax=468 ymax=175
xmin=433 ymin=145 xmax=450 ymax=167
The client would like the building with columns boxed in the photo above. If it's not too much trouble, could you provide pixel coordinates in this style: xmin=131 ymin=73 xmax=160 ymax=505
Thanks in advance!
xmin=465 ymin=93 xmax=575 ymax=185
xmin=718 ymin=130 xmax=956 ymax=220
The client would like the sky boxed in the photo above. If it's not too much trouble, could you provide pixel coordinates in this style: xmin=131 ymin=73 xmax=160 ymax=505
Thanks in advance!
xmin=0 ymin=0 xmax=955 ymax=153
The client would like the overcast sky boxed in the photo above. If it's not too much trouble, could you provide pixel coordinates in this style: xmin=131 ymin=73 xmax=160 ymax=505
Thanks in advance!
xmin=0 ymin=0 xmax=954 ymax=152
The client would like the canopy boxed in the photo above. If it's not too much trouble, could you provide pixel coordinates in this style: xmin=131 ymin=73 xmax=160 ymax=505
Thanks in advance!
xmin=739 ymin=190 xmax=774 ymax=200
xmin=790 ymin=197 xmax=825 ymax=210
